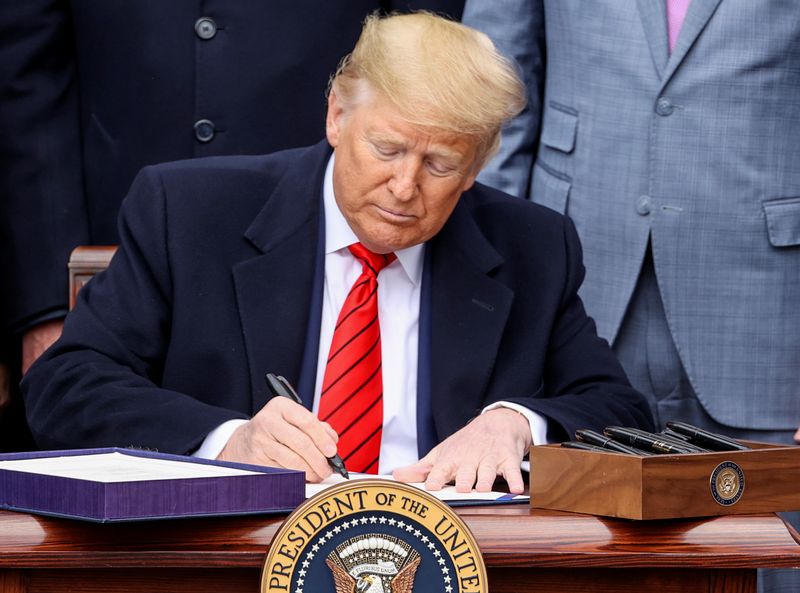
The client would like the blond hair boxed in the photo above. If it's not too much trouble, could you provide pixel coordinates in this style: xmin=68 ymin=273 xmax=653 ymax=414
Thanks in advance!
xmin=330 ymin=12 xmax=526 ymax=166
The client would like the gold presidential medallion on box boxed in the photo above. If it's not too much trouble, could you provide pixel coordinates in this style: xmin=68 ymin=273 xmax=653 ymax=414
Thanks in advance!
xmin=710 ymin=461 xmax=745 ymax=506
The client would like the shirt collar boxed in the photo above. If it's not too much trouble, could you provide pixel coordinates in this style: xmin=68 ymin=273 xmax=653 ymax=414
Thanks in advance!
xmin=323 ymin=153 xmax=424 ymax=286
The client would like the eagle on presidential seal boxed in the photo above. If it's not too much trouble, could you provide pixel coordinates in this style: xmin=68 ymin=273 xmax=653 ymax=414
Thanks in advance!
xmin=325 ymin=534 xmax=421 ymax=593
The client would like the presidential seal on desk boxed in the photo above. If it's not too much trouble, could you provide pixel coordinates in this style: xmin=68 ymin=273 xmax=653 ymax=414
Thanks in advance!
xmin=261 ymin=479 xmax=487 ymax=593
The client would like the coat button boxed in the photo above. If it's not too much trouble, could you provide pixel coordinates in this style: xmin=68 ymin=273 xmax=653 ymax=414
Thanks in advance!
xmin=636 ymin=195 xmax=652 ymax=215
xmin=655 ymin=97 xmax=674 ymax=116
xmin=195 ymin=17 xmax=217 ymax=40
xmin=194 ymin=119 xmax=215 ymax=142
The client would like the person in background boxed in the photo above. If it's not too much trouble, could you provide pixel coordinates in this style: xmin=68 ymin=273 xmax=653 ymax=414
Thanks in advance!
xmin=0 ymin=335 xmax=34 ymax=452
xmin=462 ymin=1 xmax=800 ymax=590
xmin=0 ymin=244 xmax=33 ymax=452
xmin=23 ymin=12 xmax=653 ymax=494
xmin=0 ymin=346 xmax=10 ymax=448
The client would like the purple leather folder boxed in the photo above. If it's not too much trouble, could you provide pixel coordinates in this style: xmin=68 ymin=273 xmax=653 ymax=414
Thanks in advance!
xmin=0 ymin=448 xmax=304 ymax=522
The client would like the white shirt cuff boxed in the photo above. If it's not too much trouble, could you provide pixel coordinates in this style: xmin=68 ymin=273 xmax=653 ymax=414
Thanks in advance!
xmin=482 ymin=400 xmax=549 ymax=445
xmin=192 ymin=419 xmax=249 ymax=460
xmin=482 ymin=401 xmax=550 ymax=473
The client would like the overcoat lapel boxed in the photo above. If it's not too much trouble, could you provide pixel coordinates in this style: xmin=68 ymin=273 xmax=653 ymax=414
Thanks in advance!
xmin=661 ymin=0 xmax=723 ymax=89
xmin=232 ymin=143 xmax=331 ymax=414
xmin=428 ymin=201 xmax=514 ymax=440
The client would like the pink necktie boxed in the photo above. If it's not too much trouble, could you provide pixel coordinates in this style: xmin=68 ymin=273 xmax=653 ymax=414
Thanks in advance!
xmin=667 ymin=0 xmax=692 ymax=53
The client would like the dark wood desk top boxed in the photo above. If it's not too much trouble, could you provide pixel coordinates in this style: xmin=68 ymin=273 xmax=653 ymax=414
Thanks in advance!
xmin=1 ymin=506 xmax=799 ymax=570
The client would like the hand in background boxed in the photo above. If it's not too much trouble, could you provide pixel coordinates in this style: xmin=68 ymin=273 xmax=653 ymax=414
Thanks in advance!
xmin=393 ymin=407 xmax=531 ymax=494
xmin=217 ymin=396 xmax=339 ymax=482
xmin=794 ymin=426 xmax=800 ymax=444
xmin=22 ymin=319 xmax=64 ymax=375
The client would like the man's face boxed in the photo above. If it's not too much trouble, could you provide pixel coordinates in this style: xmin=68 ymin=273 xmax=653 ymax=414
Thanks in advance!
xmin=326 ymin=89 xmax=480 ymax=254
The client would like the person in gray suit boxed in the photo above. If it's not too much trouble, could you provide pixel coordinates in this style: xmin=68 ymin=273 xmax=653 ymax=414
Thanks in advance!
xmin=462 ymin=1 xmax=800 ymax=590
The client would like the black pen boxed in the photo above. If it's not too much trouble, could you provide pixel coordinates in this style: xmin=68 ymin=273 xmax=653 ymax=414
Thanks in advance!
xmin=641 ymin=428 xmax=711 ymax=452
xmin=629 ymin=427 xmax=710 ymax=452
xmin=265 ymin=373 xmax=349 ymax=479
xmin=603 ymin=426 xmax=700 ymax=454
xmin=562 ymin=440 xmax=623 ymax=453
xmin=608 ymin=426 xmax=707 ymax=452
xmin=662 ymin=427 xmax=693 ymax=442
xmin=666 ymin=421 xmax=751 ymax=451
xmin=574 ymin=428 xmax=654 ymax=456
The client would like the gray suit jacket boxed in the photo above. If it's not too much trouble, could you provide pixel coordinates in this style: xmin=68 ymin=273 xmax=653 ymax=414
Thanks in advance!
xmin=463 ymin=0 xmax=800 ymax=431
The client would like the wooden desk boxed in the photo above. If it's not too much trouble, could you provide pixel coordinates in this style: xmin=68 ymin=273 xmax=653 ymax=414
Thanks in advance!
xmin=1 ymin=506 xmax=799 ymax=593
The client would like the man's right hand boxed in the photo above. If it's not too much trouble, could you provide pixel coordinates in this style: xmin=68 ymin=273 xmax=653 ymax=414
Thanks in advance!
xmin=217 ymin=397 xmax=339 ymax=482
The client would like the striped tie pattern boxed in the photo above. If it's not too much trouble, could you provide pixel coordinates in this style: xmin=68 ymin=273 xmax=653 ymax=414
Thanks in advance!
xmin=318 ymin=243 xmax=396 ymax=474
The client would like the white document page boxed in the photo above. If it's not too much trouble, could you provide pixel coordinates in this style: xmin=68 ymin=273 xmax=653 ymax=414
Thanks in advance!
xmin=0 ymin=452 xmax=262 ymax=483
xmin=306 ymin=473 xmax=529 ymax=503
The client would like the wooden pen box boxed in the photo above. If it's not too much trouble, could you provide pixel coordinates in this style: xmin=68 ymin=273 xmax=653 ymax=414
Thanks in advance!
xmin=529 ymin=441 xmax=800 ymax=520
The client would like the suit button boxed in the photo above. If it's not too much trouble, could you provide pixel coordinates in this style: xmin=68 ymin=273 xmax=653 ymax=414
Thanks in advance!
xmin=194 ymin=119 xmax=215 ymax=142
xmin=655 ymin=97 xmax=674 ymax=116
xmin=636 ymin=195 xmax=652 ymax=215
xmin=195 ymin=17 xmax=217 ymax=40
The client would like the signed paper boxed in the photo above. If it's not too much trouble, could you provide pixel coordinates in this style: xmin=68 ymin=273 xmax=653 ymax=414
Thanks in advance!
xmin=306 ymin=473 xmax=528 ymax=503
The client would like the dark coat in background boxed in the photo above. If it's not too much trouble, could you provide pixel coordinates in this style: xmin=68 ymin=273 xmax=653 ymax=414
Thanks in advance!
xmin=0 ymin=0 xmax=465 ymax=334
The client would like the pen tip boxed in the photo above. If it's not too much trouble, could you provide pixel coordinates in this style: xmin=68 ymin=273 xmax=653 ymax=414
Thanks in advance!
xmin=329 ymin=454 xmax=349 ymax=479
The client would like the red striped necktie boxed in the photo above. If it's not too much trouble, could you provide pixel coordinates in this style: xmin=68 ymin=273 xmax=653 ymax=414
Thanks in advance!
xmin=318 ymin=243 xmax=396 ymax=474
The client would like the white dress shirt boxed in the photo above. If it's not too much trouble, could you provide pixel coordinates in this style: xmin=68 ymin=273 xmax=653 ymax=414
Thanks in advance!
xmin=195 ymin=154 xmax=548 ymax=467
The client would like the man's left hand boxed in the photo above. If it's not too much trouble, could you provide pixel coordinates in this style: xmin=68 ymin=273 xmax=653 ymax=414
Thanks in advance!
xmin=794 ymin=426 xmax=800 ymax=444
xmin=393 ymin=408 xmax=531 ymax=494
